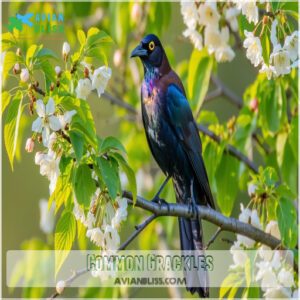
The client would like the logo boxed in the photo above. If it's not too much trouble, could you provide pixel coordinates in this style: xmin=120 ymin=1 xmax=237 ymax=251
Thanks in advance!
xmin=7 ymin=12 xmax=64 ymax=34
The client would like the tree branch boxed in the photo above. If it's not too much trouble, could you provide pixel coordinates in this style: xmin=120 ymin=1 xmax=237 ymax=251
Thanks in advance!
xmin=123 ymin=191 xmax=282 ymax=250
xmin=198 ymin=124 xmax=259 ymax=173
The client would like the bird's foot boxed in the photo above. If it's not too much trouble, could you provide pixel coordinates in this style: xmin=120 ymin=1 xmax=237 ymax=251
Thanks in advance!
xmin=188 ymin=201 xmax=198 ymax=219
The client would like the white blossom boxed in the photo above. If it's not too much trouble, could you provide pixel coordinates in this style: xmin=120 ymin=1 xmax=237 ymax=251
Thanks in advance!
xmin=264 ymin=287 xmax=291 ymax=299
xmin=56 ymin=280 xmax=66 ymax=295
xmin=237 ymin=204 xmax=262 ymax=247
xmin=243 ymin=31 xmax=263 ymax=67
xmin=55 ymin=66 xmax=62 ymax=76
xmin=259 ymin=63 xmax=275 ymax=80
xmin=20 ymin=68 xmax=29 ymax=82
xmin=284 ymin=31 xmax=298 ymax=62
xmin=230 ymin=241 xmax=248 ymax=268
xmin=32 ymin=98 xmax=62 ymax=147
xmin=48 ymin=132 xmax=57 ymax=149
xmin=256 ymin=260 xmax=278 ymax=291
xmin=86 ymin=227 xmax=105 ymax=248
xmin=35 ymin=149 xmax=60 ymax=194
xmin=234 ymin=0 xmax=258 ymax=24
xmin=265 ymin=221 xmax=281 ymax=240
xmin=183 ymin=28 xmax=203 ymax=51
xmin=25 ymin=138 xmax=34 ymax=153
xmin=198 ymin=2 xmax=220 ymax=29
xmin=225 ymin=7 xmax=240 ymax=32
xmin=271 ymin=19 xmax=279 ymax=48
xmin=111 ymin=198 xmax=128 ymax=228
xmin=270 ymin=45 xmax=291 ymax=76
xmin=91 ymin=66 xmax=111 ymax=97
xmin=214 ymin=27 xmax=235 ymax=62
xmin=180 ymin=1 xmax=199 ymax=30
xmin=247 ymin=183 xmax=257 ymax=196
xmin=39 ymin=199 xmax=55 ymax=234
xmin=62 ymin=42 xmax=70 ymax=57
xmin=75 ymin=78 xmax=92 ymax=100
xmin=104 ymin=225 xmax=120 ymax=251
xmin=278 ymin=268 xmax=294 ymax=288
xmin=205 ymin=27 xmax=223 ymax=55
xmin=58 ymin=110 xmax=76 ymax=129
xmin=258 ymin=245 xmax=273 ymax=261
xmin=131 ymin=3 xmax=142 ymax=24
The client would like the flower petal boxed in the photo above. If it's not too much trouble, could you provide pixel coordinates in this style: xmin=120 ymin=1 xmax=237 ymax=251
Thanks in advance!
xmin=46 ymin=98 xmax=55 ymax=115
xmin=49 ymin=116 xmax=62 ymax=131
xmin=32 ymin=117 xmax=43 ymax=133
xmin=42 ymin=126 xmax=50 ymax=147
xmin=36 ymin=100 xmax=45 ymax=117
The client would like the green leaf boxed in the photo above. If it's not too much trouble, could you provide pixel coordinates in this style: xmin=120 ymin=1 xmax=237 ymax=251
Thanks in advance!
xmin=219 ymin=271 xmax=244 ymax=299
xmin=259 ymin=80 xmax=280 ymax=133
xmin=97 ymin=156 xmax=120 ymax=199
xmin=1 ymin=91 xmax=11 ymax=115
xmin=69 ymin=130 xmax=84 ymax=161
xmin=276 ymin=197 xmax=297 ymax=248
xmin=36 ymin=48 xmax=58 ymax=60
xmin=40 ymin=59 xmax=56 ymax=93
xmin=2 ymin=32 xmax=17 ymax=51
xmin=4 ymin=91 xmax=23 ymax=170
xmin=111 ymin=152 xmax=137 ymax=203
xmin=215 ymin=154 xmax=239 ymax=216
xmin=49 ymin=156 xmax=73 ymax=213
xmin=77 ymin=29 xmax=86 ymax=46
xmin=86 ymin=29 xmax=113 ymax=49
xmin=26 ymin=44 xmax=40 ymax=66
xmin=73 ymin=164 xmax=96 ymax=207
xmin=3 ymin=51 xmax=18 ymax=81
xmin=261 ymin=29 xmax=271 ymax=64
xmin=100 ymin=136 xmax=126 ymax=154
xmin=289 ymin=116 xmax=298 ymax=160
xmin=55 ymin=211 xmax=76 ymax=275
xmin=187 ymin=49 xmax=213 ymax=112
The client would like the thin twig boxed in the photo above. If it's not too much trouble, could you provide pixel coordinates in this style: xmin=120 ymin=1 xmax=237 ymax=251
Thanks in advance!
xmin=198 ymin=124 xmax=259 ymax=173
xmin=205 ymin=227 xmax=222 ymax=250
xmin=102 ymin=92 xmax=137 ymax=114
xmin=48 ymin=214 xmax=156 ymax=299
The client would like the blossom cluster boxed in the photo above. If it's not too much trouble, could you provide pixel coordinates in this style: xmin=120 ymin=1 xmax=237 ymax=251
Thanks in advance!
xmin=181 ymin=1 xmax=235 ymax=62
xmin=73 ymin=189 xmax=127 ymax=252
xmin=180 ymin=0 xmax=299 ymax=79
xmin=229 ymin=203 xmax=297 ymax=298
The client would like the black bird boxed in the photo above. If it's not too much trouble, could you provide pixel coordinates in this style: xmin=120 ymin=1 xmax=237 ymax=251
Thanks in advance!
xmin=131 ymin=34 xmax=215 ymax=297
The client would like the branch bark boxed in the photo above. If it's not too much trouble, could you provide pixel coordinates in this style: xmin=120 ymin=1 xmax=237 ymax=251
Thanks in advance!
xmin=123 ymin=191 xmax=282 ymax=250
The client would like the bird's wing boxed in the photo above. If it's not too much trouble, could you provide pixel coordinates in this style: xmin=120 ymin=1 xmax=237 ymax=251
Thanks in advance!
xmin=166 ymin=84 xmax=215 ymax=208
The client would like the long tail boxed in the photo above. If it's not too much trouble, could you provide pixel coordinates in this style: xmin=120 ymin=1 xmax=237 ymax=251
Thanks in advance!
xmin=178 ymin=217 xmax=209 ymax=297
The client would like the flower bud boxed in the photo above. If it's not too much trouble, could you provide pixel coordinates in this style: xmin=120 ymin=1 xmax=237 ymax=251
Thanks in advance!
xmin=55 ymin=66 xmax=62 ymax=77
xmin=50 ymin=82 xmax=55 ymax=91
xmin=25 ymin=138 xmax=35 ymax=153
xmin=13 ymin=63 xmax=21 ymax=74
xmin=131 ymin=3 xmax=142 ymax=24
xmin=113 ymin=49 xmax=122 ymax=67
xmin=20 ymin=68 xmax=29 ymax=82
xmin=263 ymin=15 xmax=269 ymax=25
xmin=56 ymin=280 xmax=66 ymax=295
xmin=62 ymin=42 xmax=70 ymax=60
xmin=16 ymin=48 xmax=22 ymax=56
xmin=250 ymin=98 xmax=259 ymax=112
xmin=84 ymin=67 xmax=89 ymax=78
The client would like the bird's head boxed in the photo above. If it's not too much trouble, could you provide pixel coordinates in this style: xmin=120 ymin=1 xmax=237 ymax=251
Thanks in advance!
xmin=131 ymin=34 xmax=169 ymax=71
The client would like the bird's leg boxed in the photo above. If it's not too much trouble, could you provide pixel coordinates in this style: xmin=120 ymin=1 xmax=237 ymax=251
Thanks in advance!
xmin=151 ymin=175 xmax=171 ymax=206
xmin=189 ymin=179 xmax=198 ymax=219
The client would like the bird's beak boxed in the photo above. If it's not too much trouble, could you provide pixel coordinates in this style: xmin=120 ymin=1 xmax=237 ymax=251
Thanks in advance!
xmin=130 ymin=44 xmax=148 ymax=58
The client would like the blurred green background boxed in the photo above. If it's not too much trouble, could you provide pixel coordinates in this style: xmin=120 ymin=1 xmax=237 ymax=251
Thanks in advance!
xmin=2 ymin=1 xmax=258 ymax=298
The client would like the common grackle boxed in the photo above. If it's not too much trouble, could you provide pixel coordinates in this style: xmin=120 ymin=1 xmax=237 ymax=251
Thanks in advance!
xmin=131 ymin=34 xmax=215 ymax=298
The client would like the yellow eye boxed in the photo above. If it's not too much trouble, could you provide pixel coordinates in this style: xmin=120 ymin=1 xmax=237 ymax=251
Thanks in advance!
xmin=149 ymin=41 xmax=155 ymax=51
